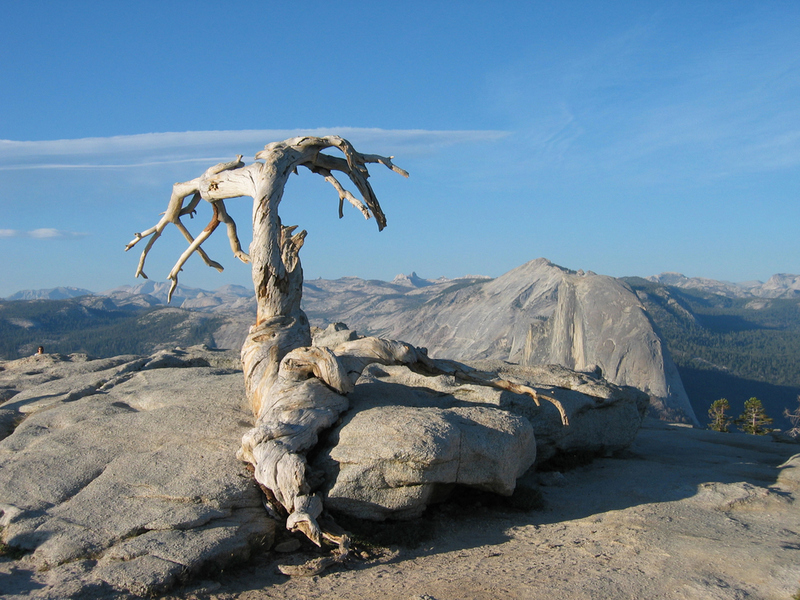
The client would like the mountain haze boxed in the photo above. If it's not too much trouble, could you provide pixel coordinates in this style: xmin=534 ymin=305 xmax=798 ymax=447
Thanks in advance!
xmin=7 ymin=286 xmax=94 ymax=301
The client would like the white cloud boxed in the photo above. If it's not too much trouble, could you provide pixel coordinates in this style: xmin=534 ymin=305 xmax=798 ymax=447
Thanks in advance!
xmin=0 ymin=128 xmax=510 ymax=171
xmin=0 ymin=229 xmax=87 ymax=239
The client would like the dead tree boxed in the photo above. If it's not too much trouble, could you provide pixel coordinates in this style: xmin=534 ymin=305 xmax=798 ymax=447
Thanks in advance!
xmin=128 ymin=136 xmax=565 ymax=549
xmin=127 ymin=136 xmax=414 ymax=543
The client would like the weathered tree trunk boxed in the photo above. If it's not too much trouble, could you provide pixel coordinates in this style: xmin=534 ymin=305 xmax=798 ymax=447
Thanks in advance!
xmin=127 ymin=136 xmax=408 ymax=544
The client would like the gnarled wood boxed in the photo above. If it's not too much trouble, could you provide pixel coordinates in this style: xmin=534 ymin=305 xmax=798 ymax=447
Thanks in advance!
xmin=128 ymin=136 xmax=408 ymax=544
xmin=128 ymin=136 xmax=565 ymax=551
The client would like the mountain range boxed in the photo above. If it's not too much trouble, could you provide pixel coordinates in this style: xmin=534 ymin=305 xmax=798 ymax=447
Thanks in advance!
xmin=3 ymin=258 xmax=799 ymax=429
xmin=8 ymin=267 xmax=800 ymax=303
xmin=645 ymin=272 xmax=800 ymax=299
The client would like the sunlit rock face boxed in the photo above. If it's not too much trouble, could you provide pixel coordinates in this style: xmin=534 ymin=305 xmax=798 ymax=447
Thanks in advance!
xmin=311 ymin=359 xmax=649 ymax=521
xmin=354 ymin=259 xmax=695 ymax=425
xmin=0 ymin=348 xmax=273 ymax=597
xmin=518 ymin=261 xmax=696 ymax=425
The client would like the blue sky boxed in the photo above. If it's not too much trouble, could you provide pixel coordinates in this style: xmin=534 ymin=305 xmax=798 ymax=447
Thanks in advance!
xmin=1 ymin=1 xmax=798 ymax=297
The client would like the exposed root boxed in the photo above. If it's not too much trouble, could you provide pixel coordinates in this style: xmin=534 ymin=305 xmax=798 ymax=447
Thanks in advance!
xmin=277 ymin=530 xmax=351 ymax=577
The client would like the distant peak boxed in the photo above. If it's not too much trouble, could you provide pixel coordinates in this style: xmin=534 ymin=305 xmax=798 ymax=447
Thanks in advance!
xmin=507 ymin=257 xmax=572 ymax=276
xmin=517 ymin=257 xmax=555 ymax=269
xmin=6 ymin=286 xmax=95 ymax=301
xmin=391 ymin=272 xmax=432 ymax=288
xmin=646 ymin=272 xmax=690 ymax=285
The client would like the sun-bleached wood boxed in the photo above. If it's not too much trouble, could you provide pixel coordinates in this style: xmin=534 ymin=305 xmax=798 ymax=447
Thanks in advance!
xmin=127 ymin=136 xmax=412 ymax=546
xmin=127 ymin=136 xmax=566 ymax=552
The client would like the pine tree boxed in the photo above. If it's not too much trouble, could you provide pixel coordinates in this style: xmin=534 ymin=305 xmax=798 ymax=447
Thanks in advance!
xmin=708 ymin=398 xmax=731 ymax=432
xmin=736 ymin=397 xmax=773 ymax=435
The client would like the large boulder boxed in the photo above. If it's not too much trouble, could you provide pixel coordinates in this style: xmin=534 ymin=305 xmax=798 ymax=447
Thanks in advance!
xmin=311 ymin=359 xmax=648 ymax=521
xmin=480 ymin=361 xmax=651 ymax=464
xmin=316 ymin=364 xmax=537 ymax=521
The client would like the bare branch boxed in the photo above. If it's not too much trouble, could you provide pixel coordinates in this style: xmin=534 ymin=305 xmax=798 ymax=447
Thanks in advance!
xmin=166 ymin=204 xmax=223 ymax=302
xmin=179 ymin=193 xmax=202 ymax=218
xmin=359 ymin=153 xmax=410 ymax=178
xmin=216 ymin=200 xmax=250 ymax=263
xmin=280 ymin=225 xmax=307 ymax=272
xmin=173 ymin=220 xmax=224 ymax=272
xmin=309 ymin=153 xmax=391 ymax=230
xmin=204 ymin=155 xmax=244 ymax=177
xmin=127 ymin=156 xmax=245 ymax=287
xmin=312 ymin=167 xmax=371 ymax=220
xmin=131 ymin=229 xmax=162 ymax=279
xmin=252 ymin=136 xmax=405 ymax=231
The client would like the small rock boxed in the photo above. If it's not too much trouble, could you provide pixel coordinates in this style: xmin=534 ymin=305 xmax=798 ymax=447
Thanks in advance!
xmin=537 ymin=471 xmax=567 ymax=487
xmin=274 ymin=539 xmax=302 ymax=553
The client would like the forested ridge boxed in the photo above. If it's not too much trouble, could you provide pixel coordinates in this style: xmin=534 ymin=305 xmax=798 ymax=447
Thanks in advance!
xmin=0 ymin=298 xmax=223 ymax=359
xmin=624 ymin=277 xmax=800 ymax=428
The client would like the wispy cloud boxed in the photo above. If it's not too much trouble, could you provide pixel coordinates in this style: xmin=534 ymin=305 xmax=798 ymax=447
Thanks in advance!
xmin=0 ymin=229 xmax=88 ymax=239
xmin=488 ymin=12 xmax=800 ymax=181
xmin=0 ymin=128 xmax=510 ymax=171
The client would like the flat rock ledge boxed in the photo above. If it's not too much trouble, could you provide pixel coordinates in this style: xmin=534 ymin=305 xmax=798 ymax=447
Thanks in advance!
xmin=0 ymin=347 xmax=273 ymax=598
xmin=0 ymin=342 xmax=648 ymax=598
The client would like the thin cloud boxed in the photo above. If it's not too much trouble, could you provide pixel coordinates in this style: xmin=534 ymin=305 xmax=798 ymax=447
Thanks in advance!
xmin=0 ymin=229 xmax=88 ymax=239
xmin=0 ymin=128 xmax=510 ymax=171
xmin=2 ymin=158 xmax=235 ymax=171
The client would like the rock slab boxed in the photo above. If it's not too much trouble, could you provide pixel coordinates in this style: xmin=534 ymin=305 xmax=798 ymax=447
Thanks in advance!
xmin=0 ymin=348 xmax=274 ymax=598
xmin=0 ymin=344 xmax=648 ymax=597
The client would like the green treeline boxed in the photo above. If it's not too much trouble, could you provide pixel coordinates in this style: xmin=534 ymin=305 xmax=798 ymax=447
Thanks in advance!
xmin=708 ymin=396 xmax=775 ymax=435
xmin=624 ymin=278 xmax=800 ymax=429
xmin=624 ymin=278 xmax=800 ymax=387
xmin=0 ymin=299 xmax=223 ymax=359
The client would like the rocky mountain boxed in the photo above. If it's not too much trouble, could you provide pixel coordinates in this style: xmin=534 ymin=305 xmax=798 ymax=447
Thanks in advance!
xmin=102 ymin=281 xmax=254 ymax=310
xmin=7 ymin=286 xmax=94 ymax=301
xmin=302 ymin=260 xmax=692 ymax=423
xmin=390 ymin=270 xmax=447 ymax=287
xmin=303 ymin=265 xmax=800 ymax=429
xmin=647 ymin=272 xmax=800 ymax=299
